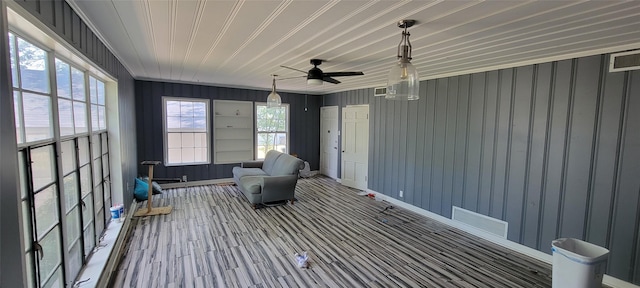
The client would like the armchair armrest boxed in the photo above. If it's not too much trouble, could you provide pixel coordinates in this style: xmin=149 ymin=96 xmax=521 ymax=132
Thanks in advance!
xmin=241 ymin=161 xmax=263 ymax=168
xmin=260 ymin=175 xmax=298 ymax=203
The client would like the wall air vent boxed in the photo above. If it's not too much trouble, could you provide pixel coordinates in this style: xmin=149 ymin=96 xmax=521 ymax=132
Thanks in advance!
xmin=452 ymin=206 xmax=508 ymax=239
xmin=374 ymin=87 xmax=387 ymax=96
xmin=610 ymin=50 xmax=640 ymax=72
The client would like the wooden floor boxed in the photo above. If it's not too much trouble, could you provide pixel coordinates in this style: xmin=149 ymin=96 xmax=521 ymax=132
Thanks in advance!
xmin=113 ymin=176 xmax=555 ymax=288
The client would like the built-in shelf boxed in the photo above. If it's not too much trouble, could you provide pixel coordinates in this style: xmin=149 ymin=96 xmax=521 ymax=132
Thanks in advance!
xmin=213 ymin=100 xmax=254 ymax=164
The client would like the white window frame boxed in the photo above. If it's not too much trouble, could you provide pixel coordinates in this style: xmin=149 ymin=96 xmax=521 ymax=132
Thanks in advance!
xmin=255 ymin=102 xmax=290 ymax=160
xmin=162 ymin=97 xmax=211 ymax=166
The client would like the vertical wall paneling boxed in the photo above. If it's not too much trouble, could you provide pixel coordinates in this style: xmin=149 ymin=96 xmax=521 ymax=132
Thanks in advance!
xmin=608 ymin=71 xmax=640 ymax=281
xmin=586 ymin=61 xmax=625 ymax=247
xmin=323 ymin=56 xmax=640 ymax=284
xmin=560 ymin=56 xmax=602 ymax=239
xmin=135 ymin=81 xmax=322 ymax=181
xmin=523 ymin=63 xmax=553 ymax=249
xmin=431 ymin=79 xmax=447 ymax=215
xmin=442 ymin=77 xmax=459 ymax=218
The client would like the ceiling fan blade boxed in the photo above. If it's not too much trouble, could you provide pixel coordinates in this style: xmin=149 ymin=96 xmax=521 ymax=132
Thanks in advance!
xmin=323 ymin=71 xmax=364 ymax=77
xmin=323 ymin=76 xmax=341 ymax=84
xmin=280 ymin=65 xmax=308 ymax=74
xmin=277 ymin=75 xmax=306 ymax=81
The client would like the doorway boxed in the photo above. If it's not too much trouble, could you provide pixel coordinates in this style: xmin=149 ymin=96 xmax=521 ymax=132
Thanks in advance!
xmin=341 ymin=105 xmax=369 ymax=190
xmin=320 ymin=106 xmax=339 ymax=179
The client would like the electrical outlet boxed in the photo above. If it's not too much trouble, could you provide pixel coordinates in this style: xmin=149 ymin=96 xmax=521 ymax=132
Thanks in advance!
xmin=182 ymin=175 xmax=187 ymax=182
xmin=399 ymin=190 xmax=403 ymax=197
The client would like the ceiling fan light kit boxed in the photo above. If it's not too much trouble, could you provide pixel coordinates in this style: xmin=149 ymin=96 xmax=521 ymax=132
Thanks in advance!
xmin=267 ymin=75 xmax=282 ymax=108
xmin=386 ymin=19 xmax=420 ymax=101
xmin=282 ymin=59 xmax=364 ymax=86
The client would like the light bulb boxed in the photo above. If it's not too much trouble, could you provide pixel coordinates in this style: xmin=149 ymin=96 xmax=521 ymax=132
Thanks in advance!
xmin=400 ymin=64 xmax=409 ymax=79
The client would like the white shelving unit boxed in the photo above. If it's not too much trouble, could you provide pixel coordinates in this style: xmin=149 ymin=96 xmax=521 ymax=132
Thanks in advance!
xmin=213 ymin=100 xmax=254 ymax=164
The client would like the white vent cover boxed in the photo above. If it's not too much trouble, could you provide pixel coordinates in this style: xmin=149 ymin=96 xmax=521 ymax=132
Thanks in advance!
xmin=451 ymin=206 xmax=508 ymax=239
xmin=610 ymin=50 xmax=640 ymax=72
xmin=374 ymin=87 xmax=387 ymax=96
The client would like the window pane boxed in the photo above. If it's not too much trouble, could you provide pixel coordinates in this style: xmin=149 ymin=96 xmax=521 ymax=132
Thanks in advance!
xmin=78 ymin=137 xmax=90 ymax=165
xmin=83 ymin=224 xmax=95 ymax=258
xmin=167 ymin=133 xmax=181 ymax=149
xmin=23 ymin=92 xmax=52 ymax=142
xmin=181 ymin=148 xmax=194 ymax=163
xmin=42 ymin=262 xmax=64 ymax=288
xmin=98 ymin=105 xmax=106 ymax=130
xmin=103 ymin=180 xmax=111 ymax=208
xmin=66 ymin=207 xmax=81 ymax=245
xmin=194 ymin=148 xmax=207 ymax=162
xmin=73 ymin=101 xmax=87 ymax=134
xmin=9 ymin=33 xmax=18 ymax=88
xmin=97 ymin=80 xmax=105 ymax=105
xmin=55 ymin=59 xmax=71 ymax=99
xmin=102 ymin=154 xmax=110 ymax=177
xmin=93 ymin=182 xmax=104 ymax=209
xmin=34 ymin=184 xmax=59 ymax=240
xmin=95 ymin=209 xmax=104 ymax=238
xmin=93 ymin=159 xmax=102 ymax=190
xmin=82 ymin=194 xmax=93 ymax=228
xmin=63 ymin=173 xmax=79 ymax=213
xmin=91 ymin=104 xmax=98 ymax=131
xmin=31 ymin=145 xmax=55 ymax=191
xmin=61 ymin=140 xmax=76 ymax=175
xmin=181 ymin=133 xmax=194 ymax=148
xmin=194 ymin=133 xmax=207 ymax=148
xmin=89 ymin=76 xmax=97 ymax=103
xmin=166 ymin=101 xmax=180 ymax=117
xmin=180 ymin=116 xmax=194 ymax=130
xmin=80 ymin=165 xmax=92 ymax=197
xmin=180 ymin=101 xmax=194 ymax=117
xmin=17 ymin=37 xmax=49 ymax=94
xmin=38 ymin=227 xmax=61 ymax=283
xmin=92 ymin=134 xmax=101 ymax=159
xmin=167 ymin=148 xmax=181 ymax=163
xmin=67 ymin=242 xmax=82 ymax=283
xmin=71 ymin=67 xmax=85 ymax=101
xmin=101 ymin=134 xmax=108 ymax=154
xmin=167 ymin=116 xmax=180 ymax=130
xmin=58 ymin=99 xmax=74 ymax=136
xmin=14 ymin=91 xmax=23 ymax=143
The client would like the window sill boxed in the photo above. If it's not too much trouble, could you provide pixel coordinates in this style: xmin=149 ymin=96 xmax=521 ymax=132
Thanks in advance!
xmin=75 ymin=218 xmax=125 ymax=287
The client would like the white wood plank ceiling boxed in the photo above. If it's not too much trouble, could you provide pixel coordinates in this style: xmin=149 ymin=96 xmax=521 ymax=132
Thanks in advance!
xmin=67 ymin=0 xmax=640 ymax=94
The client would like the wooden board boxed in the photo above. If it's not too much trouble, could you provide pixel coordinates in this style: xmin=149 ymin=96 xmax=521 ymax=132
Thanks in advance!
xmin=133 ymin=206 xmax=173 ymax=217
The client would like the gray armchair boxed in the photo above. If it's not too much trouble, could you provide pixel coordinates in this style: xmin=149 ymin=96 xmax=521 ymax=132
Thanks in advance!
xmin=232 ymin=150 xmax=304 ymax=209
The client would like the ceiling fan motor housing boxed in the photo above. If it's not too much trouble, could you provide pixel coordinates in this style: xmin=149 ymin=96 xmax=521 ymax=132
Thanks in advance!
xmin=307 ymin=66 xmax=323 ymax=80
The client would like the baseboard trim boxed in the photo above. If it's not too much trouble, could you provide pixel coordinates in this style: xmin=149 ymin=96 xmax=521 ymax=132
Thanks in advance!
xmin=366 ymin=189 xmax=640 ymax=288
xmin=159 ymin=178 xmax=234 ymax=189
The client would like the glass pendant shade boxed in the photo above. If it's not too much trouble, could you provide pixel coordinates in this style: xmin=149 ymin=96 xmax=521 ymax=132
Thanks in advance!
xmin=386 ymin=20 xmax=420 ymax=101
xmin=307 ymin=78 xmax=323 ymax=85
xmin=386 ymin=59 xmax=419 ymax=100
xmin=266 ymin=91 xmax=281 ymax=107
xmin=266 ymin=76 xmax=281 ymax=108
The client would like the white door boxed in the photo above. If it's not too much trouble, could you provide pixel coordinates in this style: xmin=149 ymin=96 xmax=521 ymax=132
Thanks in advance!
xmin=320 ymin=106 xmax=339 ymax=179
xmin=341 ymin=105 xmax=369 ymax=190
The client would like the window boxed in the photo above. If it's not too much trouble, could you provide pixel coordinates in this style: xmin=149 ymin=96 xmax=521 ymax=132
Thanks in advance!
xmin=10 ymin=32 xmax=113 ymax=287
xmin=255 ymin=103 xmax=289 ymax=159
xmin=163 ymin=97 xmax=210 ymax=165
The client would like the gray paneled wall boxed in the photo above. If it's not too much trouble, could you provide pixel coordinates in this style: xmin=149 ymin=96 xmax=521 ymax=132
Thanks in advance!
xmin=135 ymin=80 xmax=321 ymax=181
xmin=12 ymin=0 xmax=138 ymax=207
xmin=324 ymin=55 xmax=640 ymax=284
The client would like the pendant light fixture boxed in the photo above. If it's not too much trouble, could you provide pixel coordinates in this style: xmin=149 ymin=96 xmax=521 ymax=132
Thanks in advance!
xmin=266 ymin=75 xmax=281 ymax=108
xmin=386 ymin=20 xmax=419 ymax=100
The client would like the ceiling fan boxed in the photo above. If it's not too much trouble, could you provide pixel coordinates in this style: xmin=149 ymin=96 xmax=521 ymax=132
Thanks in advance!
xmin=281 ymin=59 xmax=364 ymax=85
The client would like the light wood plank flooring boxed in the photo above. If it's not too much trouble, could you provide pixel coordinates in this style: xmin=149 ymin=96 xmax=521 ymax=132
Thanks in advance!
xmin=113 ymin=176 xmax=555 ymax=288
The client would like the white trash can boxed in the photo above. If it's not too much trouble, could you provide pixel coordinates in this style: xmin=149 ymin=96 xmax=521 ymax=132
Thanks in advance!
xmin=552 ymin=238 xmax=609 ymax=288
